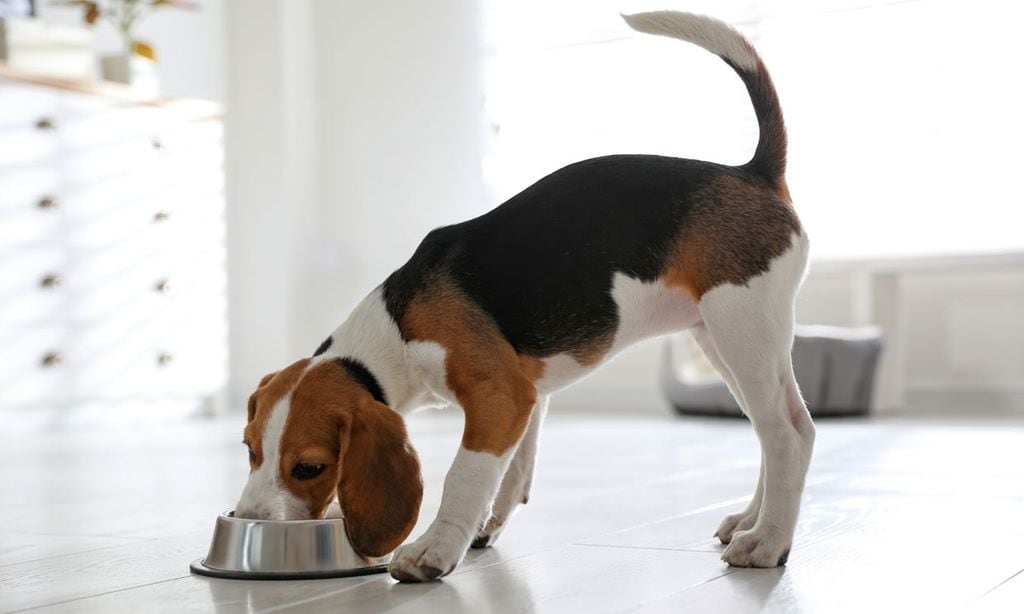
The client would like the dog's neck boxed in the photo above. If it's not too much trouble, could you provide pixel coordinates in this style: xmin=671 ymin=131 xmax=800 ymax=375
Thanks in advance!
xmin=319 ymin=287 xmax=427 ymax=414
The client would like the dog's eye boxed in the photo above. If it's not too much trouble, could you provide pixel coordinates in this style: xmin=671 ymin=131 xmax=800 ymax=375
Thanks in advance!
xmin=291 ymin=462 xmax=326 ymax=481
xmin=243 ymin=442 xmax=256 ymax=464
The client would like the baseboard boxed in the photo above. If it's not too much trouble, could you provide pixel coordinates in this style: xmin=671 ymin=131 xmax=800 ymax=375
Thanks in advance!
xmin=904 ymin=386 xmax=1024 ymax=416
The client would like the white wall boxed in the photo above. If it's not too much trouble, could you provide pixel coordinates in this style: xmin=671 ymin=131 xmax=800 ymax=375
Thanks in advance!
xmin=223 ymin=0 xmax=485 ymax=406
xmin=301 ymin=0 xmax=487 ymax=347
xmin=223 ymin=0 xmax=305 ymax=408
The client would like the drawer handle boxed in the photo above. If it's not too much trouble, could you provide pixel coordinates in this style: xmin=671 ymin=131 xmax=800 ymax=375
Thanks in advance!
xmin=155 ymin=279 xmax=172 ymax=294
xmin=40 ymin=274 xmax=63 ymax=288
xmin=41 ymin=352 xmax=64 ymax=367
xmin=35 ymin=117 xmax=57 ymax=131
xmin=153 ymin=210 xmax=170 ymax=222
xmin=157 ymin=352 xmax=174 ymax=366
xmin=37 ymin=196 xmax=60 ymax=210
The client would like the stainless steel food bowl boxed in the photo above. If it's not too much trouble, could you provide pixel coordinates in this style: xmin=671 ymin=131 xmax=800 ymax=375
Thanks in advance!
xmin=189 ymin=511 xmax=390 ymax=580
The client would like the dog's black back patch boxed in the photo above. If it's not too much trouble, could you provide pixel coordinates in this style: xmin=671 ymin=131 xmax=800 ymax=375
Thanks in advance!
xmin=384 ymin=155 xmax=757 ymax=358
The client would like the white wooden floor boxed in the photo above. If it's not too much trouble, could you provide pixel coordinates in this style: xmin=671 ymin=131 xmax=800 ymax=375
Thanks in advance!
xmin=2 ymin=410 xmax=1023 ymax=613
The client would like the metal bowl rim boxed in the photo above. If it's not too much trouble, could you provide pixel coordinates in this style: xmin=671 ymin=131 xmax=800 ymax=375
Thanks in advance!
xmin=189 ymin=558 xmax=389 ymax=580
xmin=217 ymin=509 xmax=349 ymax=526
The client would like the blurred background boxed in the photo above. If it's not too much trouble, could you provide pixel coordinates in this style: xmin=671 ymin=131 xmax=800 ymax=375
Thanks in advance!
xmin=2 ymin=0 xmax=1023 ymax=430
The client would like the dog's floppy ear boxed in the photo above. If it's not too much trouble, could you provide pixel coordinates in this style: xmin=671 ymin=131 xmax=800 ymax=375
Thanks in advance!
xmin=246 ymin=371 xmax=280 ymax=422
xmin=337 ymin=400 xmax=423 ymax=557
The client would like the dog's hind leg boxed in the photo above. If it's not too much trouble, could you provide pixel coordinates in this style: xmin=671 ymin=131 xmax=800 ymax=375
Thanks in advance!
xmin=691 ymin=325 xmax=766 ymax=544
xmin=697 ymin=237 xmax=815 ymax=567
xmin=471 ymin=394 xmax=549 ymax=549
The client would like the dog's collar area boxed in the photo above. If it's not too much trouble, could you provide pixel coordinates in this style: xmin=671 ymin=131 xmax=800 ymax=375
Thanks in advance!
xmin=313 ymin=336 xmax=333 ymax=357
xmin=336 ymin=357 xmax=388 ymax=405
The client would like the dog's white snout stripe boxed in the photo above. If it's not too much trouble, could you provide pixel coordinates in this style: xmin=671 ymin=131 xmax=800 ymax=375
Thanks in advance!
xmin=235 ymin=395 xmax=309 ymax=520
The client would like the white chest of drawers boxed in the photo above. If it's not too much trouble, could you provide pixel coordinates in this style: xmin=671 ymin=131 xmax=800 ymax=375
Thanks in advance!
xmin=0 ymin=67 xmax=228 ymax=426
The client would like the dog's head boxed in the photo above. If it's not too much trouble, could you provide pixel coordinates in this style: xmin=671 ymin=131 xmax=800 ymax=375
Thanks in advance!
xmin=234 ymin=357 xmax=422 ymax=557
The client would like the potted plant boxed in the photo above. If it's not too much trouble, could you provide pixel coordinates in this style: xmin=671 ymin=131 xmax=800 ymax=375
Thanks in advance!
xmin=55 ymin=0 xmax=197 ymax=93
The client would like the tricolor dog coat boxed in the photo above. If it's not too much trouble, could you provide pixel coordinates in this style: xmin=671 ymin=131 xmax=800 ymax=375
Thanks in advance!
xmin=237 ymin=11 xmax=815 ymax=582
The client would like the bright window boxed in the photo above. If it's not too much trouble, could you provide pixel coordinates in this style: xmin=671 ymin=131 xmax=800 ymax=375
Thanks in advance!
xmin=483 ymin=0 xmax=1024 ymax=260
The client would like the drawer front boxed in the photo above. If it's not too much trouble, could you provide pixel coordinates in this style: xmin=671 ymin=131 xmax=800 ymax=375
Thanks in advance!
xmin=0 ymin=84 xmax=226 ymax=405
xmin=146 ymin=335 xmax=228 ymax=397
xmin=59 ymin=133 xmax=166 ymax=186
xmin=0 ymin=80 xmax=159 ymax=151
xmin=59 ymin=104 xmax=171 ymax=153
xmin=0 ymin=167 xmax=64 ymax=246
xmin=0 ymin=82 xmax=62 ymax=128
xmin=0 ymin=166 xmax=61 ymax=211
xmin=0 ymin=84 xmax=190 ymax=171
xmin=0 ymin=83 xmax=62 ymax=167
xmin=0 ymin=327 xmax=67 ymax=405
xmin=0 ymin=244 xmax=172 ymax=326
xmin=61 ymin=325 xmax=174 ymax=398
xmin=0 ymin=161 xmax=224 ymax=251
xmin=0 ymin=123 xmax=61 ymax=168
xmin=0 ymin=246 xmax=68 ymax=324
xmin=0 ymin=336 xmax=159 ymax=404
xmin=63 ymin=165 xmax=224 ymax=250
xmin=1 ymin=239 xmax=226 ymax=326
xmin=0 ymin=82 xmax=109 ymax=167
xmin=0 ymin=322 xmax=228 ymax=405
xmin=64 ymin=260 xmax=177 ymax=326
xmin=0 ymin=270 xmax=228 ymax=400
xmin=60 ymin=117 xmax=222 ymax=186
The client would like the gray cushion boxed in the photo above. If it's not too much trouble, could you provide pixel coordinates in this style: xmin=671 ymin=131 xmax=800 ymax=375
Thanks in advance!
xmin=661 ymin=325 xmax=883 ymax=417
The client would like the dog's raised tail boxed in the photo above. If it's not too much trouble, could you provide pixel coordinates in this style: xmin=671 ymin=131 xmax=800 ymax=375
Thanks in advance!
xmin=622 ymin=11 xmax=787 ymax=187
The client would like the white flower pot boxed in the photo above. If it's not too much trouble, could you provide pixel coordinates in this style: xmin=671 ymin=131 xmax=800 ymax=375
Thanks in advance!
xmin=101 ymin=54 xmax=160 ymax=97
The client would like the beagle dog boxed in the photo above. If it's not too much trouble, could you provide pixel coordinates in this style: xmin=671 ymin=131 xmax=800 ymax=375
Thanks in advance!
xmin=236 ymin=11 xmax=815 ymax=582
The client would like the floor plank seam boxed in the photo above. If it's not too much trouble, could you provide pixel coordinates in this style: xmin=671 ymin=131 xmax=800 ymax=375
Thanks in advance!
xmin=573 ymin=542 xmax=723 ymax=555
xmin=449 ymin=548 xmax=559 ymax=578
xmin=0 ymin=529 xmax=156 ymax=542
xmin=5 ymin=574 xmax=189 ymax=613
xmin=579 ymin=518 xmax=866 ymax=556
xmin=447 ymin=540 xmax=668 ymax=580
xmin=568 ymin=496 xmax=749 ymax=547
xmin=620 ymin=567 xmax=741 ymax=614
xmin=968 ymin=566 xmax=1024 ymax=605
xmin=0 ymin=540 xmax=161 ymax=570
xmin=256 ymin=578 xmax=378 ymax=614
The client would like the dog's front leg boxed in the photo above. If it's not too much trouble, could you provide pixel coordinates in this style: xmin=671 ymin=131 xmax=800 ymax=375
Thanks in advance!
xmin=388 ymin=447 xmax=517 ymax=582
xmin=389 ymin=377 xmax=537 ymax=582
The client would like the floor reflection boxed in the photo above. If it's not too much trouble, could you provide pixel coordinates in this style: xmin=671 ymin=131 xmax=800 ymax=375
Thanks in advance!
xmin=200 ymin=548 xmax=537 ymax=614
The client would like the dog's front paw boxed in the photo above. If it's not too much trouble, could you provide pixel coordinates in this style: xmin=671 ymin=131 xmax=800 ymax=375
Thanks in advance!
xmin=714 ymin=510 xmax=757 ymax=544
xmin=389 ymin=532 xmax=468 ymax=583
xmin=721 ymin=527 xmax=791 ymax=568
